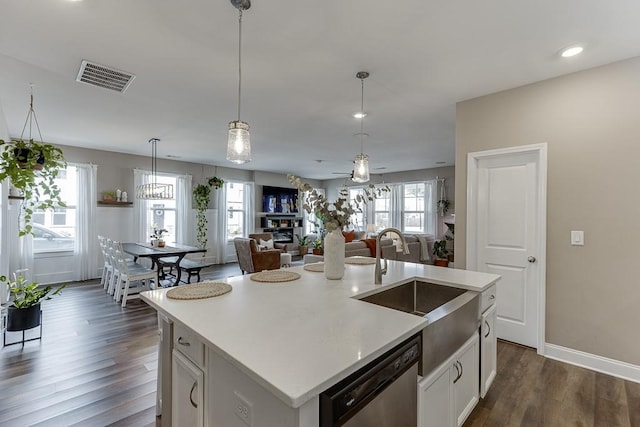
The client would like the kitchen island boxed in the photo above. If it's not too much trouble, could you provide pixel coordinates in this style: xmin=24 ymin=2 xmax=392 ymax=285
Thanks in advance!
xmin=141 ymin=260 xmax=500 ymax=427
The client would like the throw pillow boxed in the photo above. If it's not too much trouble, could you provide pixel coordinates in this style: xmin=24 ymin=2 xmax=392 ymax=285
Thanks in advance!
xmin=342 ymin=230 xmax=356 ymax=243
xmin=260 ymin=238 xmax=274 ymax=249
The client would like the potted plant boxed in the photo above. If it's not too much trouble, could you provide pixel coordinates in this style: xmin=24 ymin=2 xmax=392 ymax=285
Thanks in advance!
xmin=1 ymin=273 xmax=65 ymax=333
xmin=432 ymin=239 xmax=449 ymax=267
xmin=312 ymin=239 xmax=323 ymax=255
xmin=0 ymin=139 xmax=67 ymax=236
xmin=437 ymin=199 xmax=451 ymax=215
xmin=103 ymin=190 xmax=116 ymax=202
xmin=295 ymin=234 xmax=310 ymax=256
xmin=150 ymin=228 xmax=168 ymax=247
xmin=208 ymin=176 xmax=225 ymax=189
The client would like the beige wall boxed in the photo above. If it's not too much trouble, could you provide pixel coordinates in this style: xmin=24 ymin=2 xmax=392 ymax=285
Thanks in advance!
xmin=455 ymin=56 xmax=640 ymax=365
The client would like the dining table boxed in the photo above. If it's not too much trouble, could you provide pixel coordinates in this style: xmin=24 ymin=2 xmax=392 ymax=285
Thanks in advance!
xmin=121 ymin=242 xmax=206 ymax=286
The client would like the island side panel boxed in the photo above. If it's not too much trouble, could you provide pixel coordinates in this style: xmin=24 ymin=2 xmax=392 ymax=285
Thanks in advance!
xmin=207 ymin=348 xmax=319 ymax=427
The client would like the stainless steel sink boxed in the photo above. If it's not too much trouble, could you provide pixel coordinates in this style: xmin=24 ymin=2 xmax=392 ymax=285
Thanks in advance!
xmin=360 ymin=281 xmax=480 ymax=375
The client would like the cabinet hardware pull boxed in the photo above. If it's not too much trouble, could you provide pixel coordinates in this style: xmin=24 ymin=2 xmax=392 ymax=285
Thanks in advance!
xmin=178 ymin=337 xmax=191 ymax=347
xmin=458 ymin=360 xmax=464 ymax=379
xmin=190 ymin=381 xmax=198 ymax=408
xmin=528 ymin=256 xmax=536 ymax=263
xmin=484 ymin=320 xmax=491 ymax=338
xmin=453 ymin=361 xmax=462 ymax=384
xmin=489 ymin=294 xmax=495 ymax=300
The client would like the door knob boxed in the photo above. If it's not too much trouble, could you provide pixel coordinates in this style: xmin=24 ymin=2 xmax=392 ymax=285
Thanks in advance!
xmin=528 ymin=256 xmax=536 ymax=263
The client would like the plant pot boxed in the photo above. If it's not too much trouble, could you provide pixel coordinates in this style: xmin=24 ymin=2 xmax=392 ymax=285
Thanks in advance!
xmin=312 ymin=248 xmax=323 ymax=255
xmin=433 ymin=259 xmax=449 ymax=268
xmin=157 ymin=239 xmax=166 ymax=248
xmin=7 ymin=304 xmax=42 ymax=331
xmin=14 ymin=148 xmax=45 ymax=170
xmin=298 ymin=245 xmax=308 ymax=256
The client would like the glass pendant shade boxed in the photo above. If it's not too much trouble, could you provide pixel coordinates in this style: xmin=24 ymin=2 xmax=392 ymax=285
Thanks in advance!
xmin=226 ymin=120 xmax=251 ymax=164
xmin=352 ymin=153 xmax=370 ymax=183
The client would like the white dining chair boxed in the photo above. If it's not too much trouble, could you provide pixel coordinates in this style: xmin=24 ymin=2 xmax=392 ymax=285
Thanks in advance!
xmin=113 ymin=248 xmax=157 ymax=308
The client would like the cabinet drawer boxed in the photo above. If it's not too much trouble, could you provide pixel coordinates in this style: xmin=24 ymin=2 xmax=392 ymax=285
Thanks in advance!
xmin=480 ymin=284 xmax=496 ymax=313
xmin=173 ymin=323 xmax=204 ymax=368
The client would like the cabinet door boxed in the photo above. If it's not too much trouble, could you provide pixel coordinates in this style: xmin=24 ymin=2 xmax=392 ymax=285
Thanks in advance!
xmin=418 ymin=360 xmax=454 ymax=427
xmin=453 ymin=333 xmax=479 ymax=427
xmin=172 ymin=349 xmax=204 ymax=427
xmin=481 ymin=304 xmax=497 ymax=398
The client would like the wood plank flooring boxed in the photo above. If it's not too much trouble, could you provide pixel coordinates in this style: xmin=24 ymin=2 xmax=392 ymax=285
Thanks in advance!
xmin=2 ymin=263 xmax=638 ymax=426
xmin=464 ymin=340 xmax=640 ymax=427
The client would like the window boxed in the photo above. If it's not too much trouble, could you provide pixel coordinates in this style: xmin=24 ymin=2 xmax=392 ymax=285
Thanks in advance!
xmin=226 ymin=181 xmax=246 ymax=240
xmin=146 ymin=175 xmax=177 ymax=243
xmin=403 ymin=183 xmax=425 ymax=232
xmin=373 ymin=189 xmax=391 ymax=230
xmin=33 ymin=166 xmax=76 ymax=253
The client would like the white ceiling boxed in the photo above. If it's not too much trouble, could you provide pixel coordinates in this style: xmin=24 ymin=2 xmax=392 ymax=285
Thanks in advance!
xmin=1 ymin=0 xmax=640 ymax=180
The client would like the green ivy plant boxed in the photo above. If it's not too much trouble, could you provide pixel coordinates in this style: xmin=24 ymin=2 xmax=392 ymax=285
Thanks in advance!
xmin=1 ymin=274 xmax=66 ymax=309
xmin=0 ymin=139 xmax=67 ymax=236
xmin=192 ymin=177 xmax=225 ymax=249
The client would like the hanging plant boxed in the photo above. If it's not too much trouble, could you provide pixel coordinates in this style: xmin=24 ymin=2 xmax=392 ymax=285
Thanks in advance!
xmin=193 ymin=177 xmax=224 ymax=250
xmin=0 ymin=139 xmax=67 ymax=236
xmin=208 ymin=176 xmax=224 ymax=189
xmin=437 ymin=199 xmax=450 ymax=215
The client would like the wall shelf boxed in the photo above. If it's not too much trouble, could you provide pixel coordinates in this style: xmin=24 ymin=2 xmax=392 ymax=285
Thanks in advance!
xmin=98 ymin=201 xmax=133 ymax=207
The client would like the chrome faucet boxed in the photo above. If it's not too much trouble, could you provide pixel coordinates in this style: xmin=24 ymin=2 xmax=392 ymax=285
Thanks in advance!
xmin=375 ymin=227 xmax=410 ymax=285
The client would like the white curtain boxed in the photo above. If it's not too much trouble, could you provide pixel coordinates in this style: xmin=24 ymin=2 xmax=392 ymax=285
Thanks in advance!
xmin=215 ymin=185 xmax=228 ymax=263
xmin=425 ymin=179 xmax=437 ymax=236
xmin=390 ymin=183 xmax=403 ymax=230
xmin=133 ymin=169 xmax=151 ymax=243
xmin=74 ymin=163 xmax=98 ymax=280
xmin=244 ymin=182 xmax=255 ymax=234
xmin=176 ymin=173 xmax=193 ymax=245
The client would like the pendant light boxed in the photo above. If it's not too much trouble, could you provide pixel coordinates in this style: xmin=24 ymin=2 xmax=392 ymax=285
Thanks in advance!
xmin=136 ymin=138 xmax=174 ymax=200
xmin=226 ymin=0 xmax=252 ymax=164
xmin=352 ymin=71 xmax=370 ymax=183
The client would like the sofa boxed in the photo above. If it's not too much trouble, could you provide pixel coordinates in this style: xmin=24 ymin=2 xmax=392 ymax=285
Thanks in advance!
xmin=306 ymin=233 xmax=436 ymax=264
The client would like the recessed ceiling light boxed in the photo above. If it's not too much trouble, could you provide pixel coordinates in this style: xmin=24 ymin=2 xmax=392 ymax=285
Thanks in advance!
xmin=353 ymin=112 xmax=367 ymax=119
xmin=560 ymin=45 xmax=584 ymax=58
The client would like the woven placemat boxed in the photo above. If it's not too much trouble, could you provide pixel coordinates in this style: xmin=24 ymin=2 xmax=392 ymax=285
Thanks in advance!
xmin=303 ymin=262 xmax=324 ymax=272
xmin=345 ymin=256 xmax=377 ymax=265
xmin=166 ymin=282 xmax=232 ymax=300
xmin=250 ymin=270 xmax=301 ymax=283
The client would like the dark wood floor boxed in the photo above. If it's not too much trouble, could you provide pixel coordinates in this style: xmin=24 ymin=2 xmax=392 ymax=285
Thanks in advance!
xmin=464 ymin=340 xmax=640 ymax=427
xmin=1 ymin=262 xmax=638 ymax=426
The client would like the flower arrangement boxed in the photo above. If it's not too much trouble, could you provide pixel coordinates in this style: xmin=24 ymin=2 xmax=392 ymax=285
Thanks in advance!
xmin=287 ymin=174 xmax=389 ymax=232
xmin=150 ymin=228 xmax=168 ymax=240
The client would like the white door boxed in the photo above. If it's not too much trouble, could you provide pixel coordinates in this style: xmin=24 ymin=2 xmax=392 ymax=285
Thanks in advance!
xmin=467 ymin=144 xmax=546 ymax=350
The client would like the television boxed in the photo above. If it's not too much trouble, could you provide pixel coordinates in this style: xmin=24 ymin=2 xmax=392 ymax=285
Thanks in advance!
xmin=262 ymin=186 xmax=298 ymax=213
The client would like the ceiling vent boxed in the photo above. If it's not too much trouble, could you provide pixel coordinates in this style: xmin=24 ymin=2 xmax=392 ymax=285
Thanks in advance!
xmin=76 ymin=60 xmax=135 ymax=93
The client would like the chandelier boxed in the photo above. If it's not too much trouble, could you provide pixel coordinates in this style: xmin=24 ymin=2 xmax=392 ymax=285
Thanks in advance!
xmin=226 ymin=0 xmax=252 ymax=164
xmin=352 ymin=71 xmax=370 ymax=183
xmin=136 ymin=138 xmax=174 ymax=200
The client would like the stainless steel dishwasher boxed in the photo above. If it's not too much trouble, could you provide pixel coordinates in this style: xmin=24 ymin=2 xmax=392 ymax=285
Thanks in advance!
xmin=320 ymin=333 xmax=421 ymax=426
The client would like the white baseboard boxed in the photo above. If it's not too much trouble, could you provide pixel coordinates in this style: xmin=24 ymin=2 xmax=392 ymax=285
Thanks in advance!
xmin=545 ymin=343 xmax=640 ymax=384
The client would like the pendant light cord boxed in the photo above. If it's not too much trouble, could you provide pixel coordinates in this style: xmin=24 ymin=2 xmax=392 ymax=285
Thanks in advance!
xmin=237 ymin=9 xmax=243 ymax=122
xmin=360 ymin=77 xmax=365 ymax=155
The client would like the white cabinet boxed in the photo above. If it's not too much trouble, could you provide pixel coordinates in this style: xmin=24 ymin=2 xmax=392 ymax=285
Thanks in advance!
xmin=171 ymin=323 xmax=206 ymax=427
xmin=172 ymin=349 xmax=204 ymax=427
xmin=479 ymin=284 xmax=497 ymax=399
xmin=418 ymin=333 xmax=479 ymax=427
xmin=480 ymin=303 xmax=497 ymax=398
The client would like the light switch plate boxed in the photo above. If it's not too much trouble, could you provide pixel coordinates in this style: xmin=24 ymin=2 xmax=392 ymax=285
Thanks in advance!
xmin=571 ymin=230 xmax=584 ymax=246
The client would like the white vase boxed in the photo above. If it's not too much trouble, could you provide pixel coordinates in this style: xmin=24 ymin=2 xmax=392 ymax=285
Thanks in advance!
xmin=324 ymin=228 xmax=345 ymax=280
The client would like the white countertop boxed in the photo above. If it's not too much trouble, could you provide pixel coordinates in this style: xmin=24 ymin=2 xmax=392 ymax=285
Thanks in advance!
xmin=140 ymin=260 xmax=499 ymax=408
